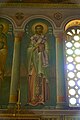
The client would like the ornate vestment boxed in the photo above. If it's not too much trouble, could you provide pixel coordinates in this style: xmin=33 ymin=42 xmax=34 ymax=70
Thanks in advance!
xmin=27 ymin=34 xmax=49 ymax=106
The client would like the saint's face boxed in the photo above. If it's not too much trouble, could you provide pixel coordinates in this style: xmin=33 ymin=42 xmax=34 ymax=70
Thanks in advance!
xmin=35 ymin=26 xmax=43 ymax=35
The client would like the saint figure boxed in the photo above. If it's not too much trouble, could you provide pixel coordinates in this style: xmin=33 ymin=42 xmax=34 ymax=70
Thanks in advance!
xmin=0 ymin=24 xmax=8 ymax=81
xmin=27 ymin=23 xmax=49 ymax=106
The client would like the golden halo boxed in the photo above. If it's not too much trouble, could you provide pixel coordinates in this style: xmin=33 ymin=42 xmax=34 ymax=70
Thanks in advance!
xmin=32 ymin=22 xmax=48 ymax=34
xmin=0 ymin=22 xmax=9 ymax=33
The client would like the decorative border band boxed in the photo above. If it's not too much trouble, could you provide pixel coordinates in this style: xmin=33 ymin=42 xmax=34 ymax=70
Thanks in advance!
xmin=0 ymin=3 xmax=80 ymax=8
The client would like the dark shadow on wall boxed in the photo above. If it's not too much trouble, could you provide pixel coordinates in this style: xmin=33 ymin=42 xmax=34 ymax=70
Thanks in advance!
xmin=0 ymin=0 xmax=76 ymax=4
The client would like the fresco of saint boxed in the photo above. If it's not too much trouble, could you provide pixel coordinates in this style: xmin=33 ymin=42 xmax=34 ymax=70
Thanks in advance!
xmin=27 ymin=22 xmax=49 ymax=106
xmin=0 ymin=23 xmax=8 ymax=82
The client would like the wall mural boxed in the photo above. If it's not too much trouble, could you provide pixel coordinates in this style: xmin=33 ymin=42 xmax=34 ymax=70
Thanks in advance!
xmin=27 ymin=23 xmax=49 ymax=106
xmin=0 ymin=24 xmax=8 ymax=82
xmin=0 ymin=18 xmax=13 ymax=108
xmin=0 ymin=17 xmax=56 ymax=109
xmin=20 ymin=18 xmax=56 ymax=109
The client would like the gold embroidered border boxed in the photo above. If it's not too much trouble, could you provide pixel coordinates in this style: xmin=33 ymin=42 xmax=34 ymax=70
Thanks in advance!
xmin=0 ymin=3 xmax=80 ymax=8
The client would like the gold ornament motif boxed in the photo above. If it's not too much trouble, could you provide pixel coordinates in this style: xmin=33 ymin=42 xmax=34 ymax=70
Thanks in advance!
xmin=15 ymin=12 xmax=24 ymax=20
xmin=65 ymin=20 xmax=80 ymax=31
xmin=54 ymin=12 xmax=62 ymax=20
xmin=32 ymin=22 xmax=48 ymax=34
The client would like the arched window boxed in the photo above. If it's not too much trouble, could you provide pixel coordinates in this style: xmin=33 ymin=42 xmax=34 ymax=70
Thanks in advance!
xmin=65 ymin=20 xmax=80 ymax=107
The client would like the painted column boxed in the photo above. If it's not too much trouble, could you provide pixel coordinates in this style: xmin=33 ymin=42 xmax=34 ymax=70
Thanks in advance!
xmin=9 ymin=30 xmax=23 ymax=107
xmin=54 ymin=31 xmax=67 ymax=108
